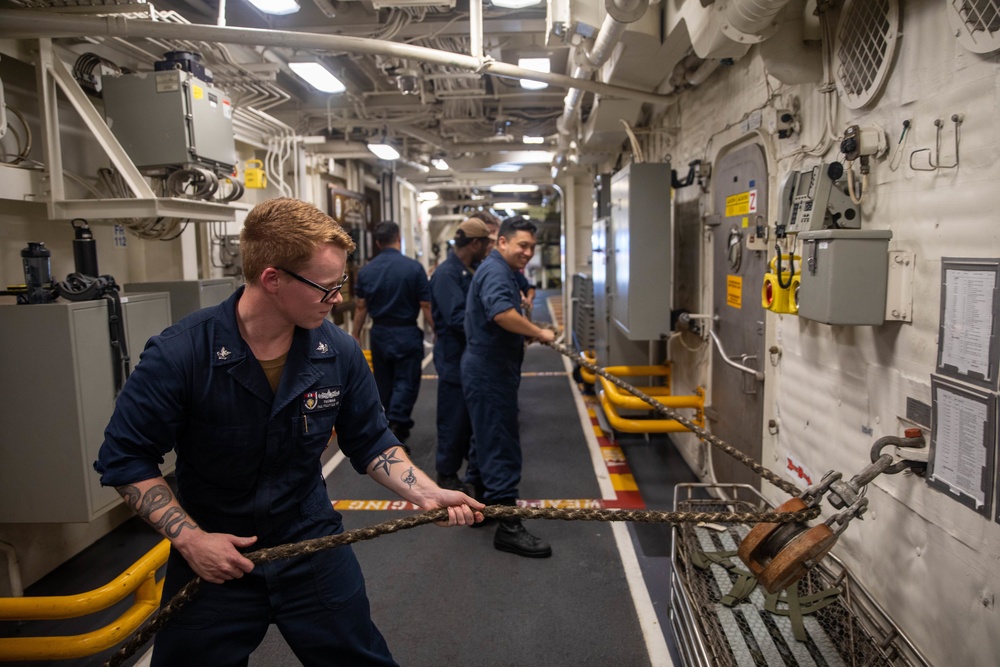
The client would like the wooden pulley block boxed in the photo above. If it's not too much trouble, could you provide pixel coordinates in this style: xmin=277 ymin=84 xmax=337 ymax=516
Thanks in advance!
xmin=737 ymin=498 xmax=839 ymax=594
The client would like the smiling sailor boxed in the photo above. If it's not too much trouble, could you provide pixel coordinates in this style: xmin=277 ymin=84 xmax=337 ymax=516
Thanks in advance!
xmin=95 ymin=197 xmax=483 ymax=666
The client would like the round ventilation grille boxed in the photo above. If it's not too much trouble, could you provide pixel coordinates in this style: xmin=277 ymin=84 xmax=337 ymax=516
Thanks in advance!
xmin=947 ymin=0 xmax=1000 ymax=53
xmin=834 ymin=0 xmax=899 ymax=110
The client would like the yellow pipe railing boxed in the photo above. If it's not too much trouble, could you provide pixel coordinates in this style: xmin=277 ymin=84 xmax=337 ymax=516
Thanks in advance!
xmin=598 ymin=387 xmax=705 ymax=434
xmin=579 ymin=350 xmax=597 ymax=385
xmin=0 ymin=539 xmax=169 ymax=661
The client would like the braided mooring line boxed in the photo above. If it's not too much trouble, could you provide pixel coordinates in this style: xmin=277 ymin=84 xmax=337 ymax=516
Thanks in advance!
xmin=104 ymin=504 xmax=818 ymax=666
xmin=545 ymin=340 xmax=801 ymax=497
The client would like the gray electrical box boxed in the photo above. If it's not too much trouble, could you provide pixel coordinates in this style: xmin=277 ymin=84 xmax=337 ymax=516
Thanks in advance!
xmin=103 ymin=70 xmax=236 ymax=171
xmin=610 ymin=162 xmax=673 ymax=340
xmin=0 ymin=293 xmax=172 ymax=523
xmin=125 ymin=278 xmax=236 ymax=324
xmin=797 ymin=229 xmax=892 ymax=326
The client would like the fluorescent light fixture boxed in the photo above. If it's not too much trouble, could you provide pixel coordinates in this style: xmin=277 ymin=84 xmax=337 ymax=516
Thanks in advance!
xmin=246 ymin=0 xmax=300 ymax=15
xmin=523 ymin=136 xmax=545 ymax=144
xmin=418 ymin=191 xmax=440 ymax=202
xmin=518 ymin=57 xmax=549 ymax=90
xmin=288 ymin=62 xmax=345 ymax=93
xmin=490 ymin=184 xmax=539 ymax=193
xmin=492 ymin=0 xmax=542 ymax=8
xmin=431 ymin=158 xmax=450 ymax=171
xmin=367 ymin=142 xmax=400 ymax=160
xmin=494 ymin=201 xmax=529 ymax=210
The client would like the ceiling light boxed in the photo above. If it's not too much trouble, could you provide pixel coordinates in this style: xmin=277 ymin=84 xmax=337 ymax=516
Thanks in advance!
xmin=523 ymin=136 xmax=545 ymax=144
xmin=518 ymin=57 xmax=549 ymax=90
xmin=288 ymin=62 xmax=345 ymax=93
xmin=431 ymin=158 xmax=450 ymax=170
xmin=492 ymin=0 xmax=542 ymax=8
xmin=367 ymin=141 xmax=400 ymax=161
xmin=245 ymin=0 xmax=300 ymax=15
xmin=493 ymin=201 xmax=530 ymax=210
xmin=490 ymin=184 xmax=539 ymax=193
xmin=418 ymin=191 xmax=440 ymax=202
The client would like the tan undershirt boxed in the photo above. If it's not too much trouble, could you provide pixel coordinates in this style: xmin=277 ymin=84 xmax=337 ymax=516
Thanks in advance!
xmin=259 ymin=352 xmax=288 ymax=394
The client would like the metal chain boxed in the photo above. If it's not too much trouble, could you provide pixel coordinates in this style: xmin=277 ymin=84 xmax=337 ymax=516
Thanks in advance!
xmin=104 ymin=504 xmax=819 ymax=666
xmin=543 ymin=340 xmax=803 ymax=497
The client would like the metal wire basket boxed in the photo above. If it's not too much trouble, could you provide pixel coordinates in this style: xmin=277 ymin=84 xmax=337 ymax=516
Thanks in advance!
xmin=669 ymin=484 xmax=931 ymax=667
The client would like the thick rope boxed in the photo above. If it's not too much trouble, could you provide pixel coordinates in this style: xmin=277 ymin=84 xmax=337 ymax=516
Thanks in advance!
xmin=545 ymin=340 xmax=802 ymax=497
xmin=105 ymin=504 xmax=818 ymax=666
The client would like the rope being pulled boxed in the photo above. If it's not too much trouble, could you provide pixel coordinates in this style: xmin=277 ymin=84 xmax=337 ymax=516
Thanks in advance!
xmin=105 ymin=504 xmax=819 ymax=667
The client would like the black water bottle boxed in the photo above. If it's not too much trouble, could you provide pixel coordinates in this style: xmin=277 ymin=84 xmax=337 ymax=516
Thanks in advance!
xmin=21 ymin=242 xmax=55 ymax=304
xmin=71 ymin=218 xmax=99 ymax=277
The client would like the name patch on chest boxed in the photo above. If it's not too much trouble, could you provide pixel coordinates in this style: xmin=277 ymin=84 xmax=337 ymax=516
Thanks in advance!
xmin=303 ymin=386 xmax=342 ymax=412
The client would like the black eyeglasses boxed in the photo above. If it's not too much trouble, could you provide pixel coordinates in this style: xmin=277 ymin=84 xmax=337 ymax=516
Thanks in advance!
xmin=276 ymin=267 xmax=349 ymax=303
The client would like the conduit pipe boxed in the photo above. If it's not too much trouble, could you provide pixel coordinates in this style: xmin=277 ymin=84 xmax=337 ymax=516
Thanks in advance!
xmin=556 ymin=0 xmax=650 ymax=141
xmin=0 ymin=11 xmax=674 ymax=106
xmin=722 ymin=0 xmax=795 ymax=42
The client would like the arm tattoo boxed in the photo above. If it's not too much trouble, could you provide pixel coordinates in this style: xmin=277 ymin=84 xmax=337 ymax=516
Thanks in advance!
xmin=116 ymin=484 xmax=141 ymax=511
xmin=116 ymin=483 xmax=198 ymax=538
xmin=372 ymin=447 xmax=404 ymax=476
xmin=401 ymin=467 xmax=416 ymax=489
xmin=157 ymin=506 xmax=198 ymax=538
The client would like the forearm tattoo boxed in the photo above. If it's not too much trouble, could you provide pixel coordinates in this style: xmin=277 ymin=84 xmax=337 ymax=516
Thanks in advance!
xmin=372 ymin=447 xmax=404 ymax=476
xmin=116 ymin=483 xmax=198 ymax=538
xmin=401 ymin=467 xmax=416 ymax=489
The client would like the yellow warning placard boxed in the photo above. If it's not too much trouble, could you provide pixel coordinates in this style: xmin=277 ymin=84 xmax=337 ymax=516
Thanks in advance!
xmin=727 ymin=275 xmax=743 ymax=309
xmin=191 ymin=84 xmax=204 ymax=100
xmin=725 ymin=192 xmax=750 ymax=217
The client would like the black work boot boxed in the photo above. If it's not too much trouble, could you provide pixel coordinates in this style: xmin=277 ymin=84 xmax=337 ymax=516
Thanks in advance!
xmin=494 ymin=518 xmax=552 ymax=558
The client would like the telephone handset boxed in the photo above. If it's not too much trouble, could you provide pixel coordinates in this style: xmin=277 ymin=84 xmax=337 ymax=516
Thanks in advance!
xmin=779 ymin=162 xmax=861 ymax=235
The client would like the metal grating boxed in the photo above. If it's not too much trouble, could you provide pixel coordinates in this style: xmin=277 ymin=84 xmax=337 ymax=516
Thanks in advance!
xmin=572 ymin=273 xmax=595 ymax=351
xmin=834 ymin=0 xmax=899 ymax=110
xmin=948 ymin=0 xmax=1000 ymax=53
xmin=670 ymin=484 xmax=932 ymax=667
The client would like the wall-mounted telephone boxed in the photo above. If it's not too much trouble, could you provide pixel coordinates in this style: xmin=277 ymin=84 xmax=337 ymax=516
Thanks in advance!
xmin=779 ymin=162 xmax=861 ymax=235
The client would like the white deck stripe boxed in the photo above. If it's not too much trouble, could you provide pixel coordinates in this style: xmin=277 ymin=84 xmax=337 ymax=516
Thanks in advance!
xmin=561 ymin=352 xmax=674 ymax=667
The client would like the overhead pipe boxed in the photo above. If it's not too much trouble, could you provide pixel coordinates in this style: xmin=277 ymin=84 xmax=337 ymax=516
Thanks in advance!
xmin=0 ymin=11 xmax=674 ymax=106
xmin=724 ymin=0 xmax=795 ymax=39
xmin=556 ymin=0 xmax=650 ymax=153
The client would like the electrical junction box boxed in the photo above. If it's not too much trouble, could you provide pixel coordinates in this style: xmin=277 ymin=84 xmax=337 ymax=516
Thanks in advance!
xmin=0 ymin=293 xmax=172 ymax=523
xmin=610 ymin=162 xmax=673 ymax=340
xmin=797 ymin=229 xmax=892 ymax=326
xmin=103 ymin=70 xmax=237 ymax=172
xmin=125 ymin=278 xmax=236 ymax=324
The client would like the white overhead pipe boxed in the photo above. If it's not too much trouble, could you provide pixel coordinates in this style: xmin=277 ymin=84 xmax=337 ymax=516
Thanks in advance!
xmin=469 ymin=0 xmax=483 ymax=61
xmin=724 ymin=0 xmax=794 ymax=38
xmin=556 ymin=0 xmax=650 ymax=148
xmin=0 ymin=11 xmax=674 ymax=106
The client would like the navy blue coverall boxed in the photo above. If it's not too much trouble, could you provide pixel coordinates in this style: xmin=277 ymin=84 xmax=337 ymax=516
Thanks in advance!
xmin=429 ymin=251 xmax=474 ymax=478
xmin=356 ymin=248 xmax=430 ymax=430
xmin=461 ymin=249 xmax=526 ymax=504
xmin=95 ymin=287 xmax=398 ymax=666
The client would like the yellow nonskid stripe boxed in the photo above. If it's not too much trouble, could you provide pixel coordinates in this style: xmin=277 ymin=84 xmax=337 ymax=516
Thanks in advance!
xmin=332 ymin=499 xmax=611 ymax=511
xmin=609 ymin=473 xmax=638 ymax=491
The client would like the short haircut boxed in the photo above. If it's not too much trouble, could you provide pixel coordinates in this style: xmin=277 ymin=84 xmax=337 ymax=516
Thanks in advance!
xmin=373 ymin=220 xmax=400 ymax=246
xmin=241 ymin=197 xmax=355 ymax=284
xmin=498 ymin=215 xmax=536 ymax=241
xmin=467 ymin=210 xmax=500 ymax=229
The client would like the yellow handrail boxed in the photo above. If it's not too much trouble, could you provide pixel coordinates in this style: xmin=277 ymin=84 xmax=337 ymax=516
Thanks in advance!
xmin=363 ymin=349 xmax=373 ymax=372
xmin=0 ymin=539 xmax=169 ymax=661
xmin=598 ymin=389 xmax=705 ymax=434
xmin=579 ymin=350 xmax=597 ymax=385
